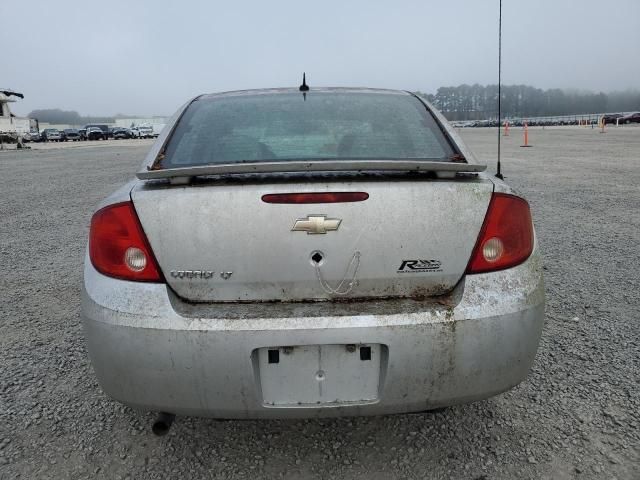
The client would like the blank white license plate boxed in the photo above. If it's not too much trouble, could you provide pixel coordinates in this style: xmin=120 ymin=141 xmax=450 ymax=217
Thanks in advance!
xmin=258 ymin=344 xmax=381 ymax=406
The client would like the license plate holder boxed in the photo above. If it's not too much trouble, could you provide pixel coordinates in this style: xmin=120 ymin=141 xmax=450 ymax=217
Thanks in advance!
xmin=257 ymin=344 xmax=381 ymax=407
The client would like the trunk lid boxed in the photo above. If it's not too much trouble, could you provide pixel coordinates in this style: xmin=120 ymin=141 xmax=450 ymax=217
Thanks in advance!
xmin=132 ymin=177 xmax=493 ymax=302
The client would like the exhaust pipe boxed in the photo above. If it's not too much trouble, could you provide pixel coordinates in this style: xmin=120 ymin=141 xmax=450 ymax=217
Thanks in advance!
xmin=152 ymin=412 xmax=175 ymax=436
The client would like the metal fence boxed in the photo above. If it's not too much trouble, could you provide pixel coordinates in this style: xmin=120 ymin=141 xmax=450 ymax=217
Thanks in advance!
xmin=451 ymin=111 xmax=637 ymax=127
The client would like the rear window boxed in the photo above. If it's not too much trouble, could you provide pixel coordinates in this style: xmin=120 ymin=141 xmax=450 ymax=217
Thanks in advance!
xmin=160 ymin=91 xmax=455 ymax=168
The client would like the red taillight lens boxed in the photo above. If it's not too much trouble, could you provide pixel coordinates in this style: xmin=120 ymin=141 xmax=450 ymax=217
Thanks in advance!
xmin=89 ymin=202 xmax=163 ymax=282
xmin=262 ymin=192 xmax=369 ymax=204
xmin=466 ymin=193 xmax=534 ymax=274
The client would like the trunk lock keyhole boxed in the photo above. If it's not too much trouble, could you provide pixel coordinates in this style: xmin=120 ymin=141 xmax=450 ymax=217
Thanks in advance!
xmin=311 ymin=251 xmax=324 ymax=265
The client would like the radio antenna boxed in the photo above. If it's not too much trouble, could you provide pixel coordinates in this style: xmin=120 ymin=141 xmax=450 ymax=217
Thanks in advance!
xmin=299 ymin=72 xmax=309 ymax=92
xmin=496 ymin=0 xmax=504 ymax=180
xmin=299 ymin=72 xmax=309 ymax=101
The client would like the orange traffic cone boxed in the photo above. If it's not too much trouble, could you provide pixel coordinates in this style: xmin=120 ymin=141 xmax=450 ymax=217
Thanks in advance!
xmin=520 ymin=121 xmax=532 ymax=147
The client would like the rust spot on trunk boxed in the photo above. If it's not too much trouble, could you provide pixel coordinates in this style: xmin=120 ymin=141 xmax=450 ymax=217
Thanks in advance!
xmin=449 ymin=153 xmax=467 ymax=163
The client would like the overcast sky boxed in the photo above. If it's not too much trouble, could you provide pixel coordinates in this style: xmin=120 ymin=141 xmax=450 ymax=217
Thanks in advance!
xmin=3 ymin=0 xmax=639 ymax=116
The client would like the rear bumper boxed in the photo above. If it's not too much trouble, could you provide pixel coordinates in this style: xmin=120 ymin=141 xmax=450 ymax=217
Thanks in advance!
xmin=81 ymin=249 xmax=545 ymax=418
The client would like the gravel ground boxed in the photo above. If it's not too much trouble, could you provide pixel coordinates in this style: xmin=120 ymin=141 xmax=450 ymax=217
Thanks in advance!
xmin=1 ymin=127 xmax=638 ymax=479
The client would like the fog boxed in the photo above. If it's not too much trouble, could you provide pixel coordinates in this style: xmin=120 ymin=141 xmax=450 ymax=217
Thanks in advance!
xmin=3 ymin=0 xmax=639 ymax=116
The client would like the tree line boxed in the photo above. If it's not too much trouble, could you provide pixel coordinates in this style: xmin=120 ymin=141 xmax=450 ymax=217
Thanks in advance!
xmin=28 ymin=86 xmax=640 ymax=124
xmin=27 ymin=109 xmax=116 ymax=125
xmin=416 ymin=85 xmax=640 ymax=121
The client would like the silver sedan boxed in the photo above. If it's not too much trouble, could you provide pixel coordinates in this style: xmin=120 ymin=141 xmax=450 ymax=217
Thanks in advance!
xmin=82 ymin=88 xmax=544 ymax=430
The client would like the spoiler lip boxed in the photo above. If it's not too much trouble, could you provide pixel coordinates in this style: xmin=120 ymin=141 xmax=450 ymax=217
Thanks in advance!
xmin=137 ymin=160 xmax=486 ymax=181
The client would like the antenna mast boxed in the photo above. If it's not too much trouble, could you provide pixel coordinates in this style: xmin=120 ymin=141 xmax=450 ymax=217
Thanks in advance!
xmin=299 ymin=72 xmax=309 ymax=101
xmin=496 ymin=0 xmax=504 ymax=180
xmin=299 ymin=72 xmax=309 ymax=91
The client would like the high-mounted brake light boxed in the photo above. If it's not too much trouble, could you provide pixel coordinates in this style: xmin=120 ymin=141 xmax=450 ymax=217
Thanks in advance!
xmin=89 ymin=202 xmax=163 ymax=282
xmin=262 ymin=192 xmax=369 ymax=204
xmin=466 ymin=193 xmax=534 ymax=274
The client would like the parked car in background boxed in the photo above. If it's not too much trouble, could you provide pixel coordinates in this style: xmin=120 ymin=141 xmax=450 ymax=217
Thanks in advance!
xmin=41 ymin=128 xmax=62 ymax=142
xmin=86 ymin=127 xmax=105 ymax=140
xmin=82 ymin=87 xmax=545 ymax=428
xmin=78 ymin=128 xmax=87 ymax=140
xmin=62 ymin=129 xmax=81 ymax=141
xmin=602 ymin=113 xmax=623 ymax=125
xmin=112 ymin=127 xmax=134 ymax=139
xmin=131 ymin=125 xmax=154 ymax=138
xmin=85 ymin=124 xmax=111 ymax=139
xmin=23 ymin=131 xmax=41 ymax=142
xmin=619 ymin=112 xmax=640 ymax=124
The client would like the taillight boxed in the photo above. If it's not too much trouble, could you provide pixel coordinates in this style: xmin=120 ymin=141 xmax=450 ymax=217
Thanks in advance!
xmin=89 ymin=202 xmax=163 ymax=282
xmin=466 ymin=193 xmax=534 ymax=274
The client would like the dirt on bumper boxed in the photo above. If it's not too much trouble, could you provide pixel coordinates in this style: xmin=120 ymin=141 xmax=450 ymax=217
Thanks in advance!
xmin=81 ymin=249 xmax=545 ymax=418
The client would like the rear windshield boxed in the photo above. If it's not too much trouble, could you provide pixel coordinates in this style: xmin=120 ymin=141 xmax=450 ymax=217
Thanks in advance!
xmin=160 ymin=92 xmax=455 ymax=168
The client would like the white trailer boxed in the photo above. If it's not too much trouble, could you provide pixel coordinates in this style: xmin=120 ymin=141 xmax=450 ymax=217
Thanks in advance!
xmin=0 ymin=89 xmax=31 ymax=143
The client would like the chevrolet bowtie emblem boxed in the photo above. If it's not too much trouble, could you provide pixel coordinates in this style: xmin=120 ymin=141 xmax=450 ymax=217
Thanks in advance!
xmin=292 ymin=215 xmax=342 ymax=234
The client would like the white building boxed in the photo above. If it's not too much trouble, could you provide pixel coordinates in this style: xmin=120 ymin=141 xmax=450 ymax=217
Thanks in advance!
xmin=115 ymin=116 xmax=167 ymax=128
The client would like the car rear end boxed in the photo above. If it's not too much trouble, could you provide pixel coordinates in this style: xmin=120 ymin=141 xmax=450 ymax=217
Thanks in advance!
xmin=64 ymin=129 xmax=80 ymax=141
xmin=44 ymin=129 xmax=61 ymax=141
xmin=82 ymin=88 xmax=544 ymax=418
xmin=138 ymin=125 xmax=154 ymax=138
xmin=113 ymin=128 xmax=130 ymax=139
xmin=86 ymin=124 xmax=110 ymax=139
xmin=86 ymin=128 xmax=104 ymax=140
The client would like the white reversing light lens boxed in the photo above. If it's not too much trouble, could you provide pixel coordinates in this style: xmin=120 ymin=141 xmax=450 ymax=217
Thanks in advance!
xmin=124 ymin=247 xmax=147 ymax=272
xmin=482 ymin=237 xmax=504 ymax=263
